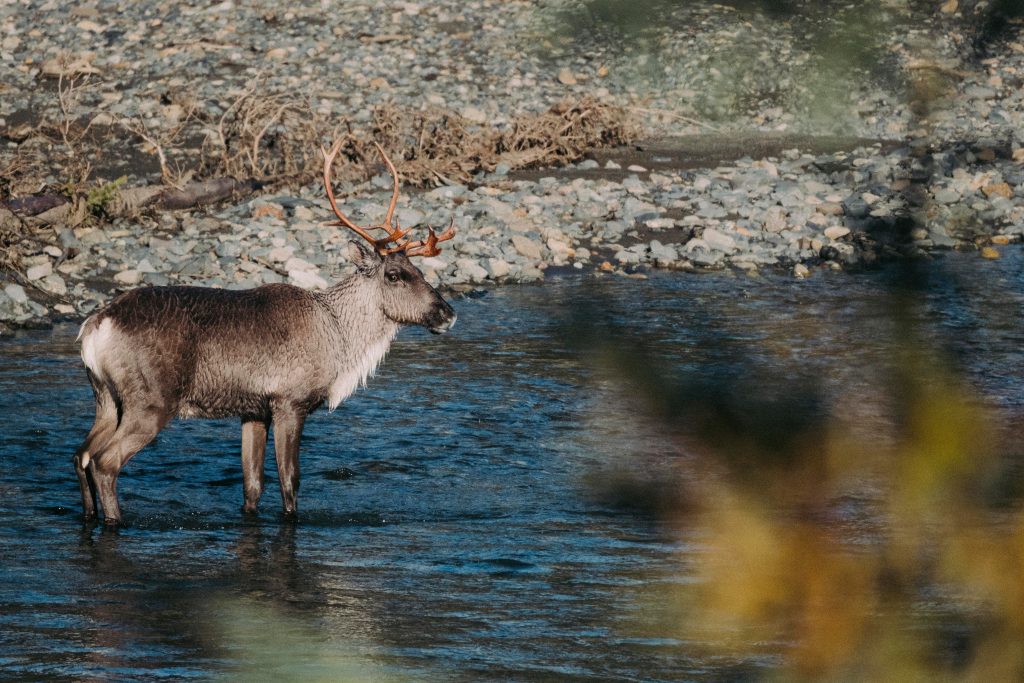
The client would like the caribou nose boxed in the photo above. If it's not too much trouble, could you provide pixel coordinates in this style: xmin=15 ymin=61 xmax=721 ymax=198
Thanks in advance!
xmin=429 ymin=306 xmax=456 ymax=334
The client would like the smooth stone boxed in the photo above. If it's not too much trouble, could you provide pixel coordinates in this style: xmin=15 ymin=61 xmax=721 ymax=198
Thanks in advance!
xmin=456 ymin=258 xmax=488 ymax=281
xmin=486 ymin=258 xmax=511 ymax=279
xmin=0 ymin=290 xmax=25 ymax=322
xmin=38 ymin=274 xmax=67 ymax=296
xmin=807 ymin=212 xmax=829 ymax=227
xmin=516 ymin=265 xmax=545 ymax=282
xmin=398 ymin=207 xmax=425 ymax=226
xmin=702 ymin=227 xmax=737 ymax=252
xmin=696 ymin=203 xmax=728 ymax=219
xmin=26 ymin=300 xmax=48 ymax=318
xmin=216 ymin=241 xmax=242 ymax=258
xmin=649 ymin=240 xmax=678 ymax=264
xmin=983 ymin=182 xmax=1012 ymax=199
xmin=26 ymin=262 xmax=52 ymax=281
xmin=622 ymin=177 xmax=647 ymax=195
xmin=824 ymin=226 xmax=851 ymax=240
xmin=763 ymin=206 xmax=787 ymax=232
xmin=143 ymin=273 xmax=171 ymax=286
xmin=614 ymin=249 xmax=642 ymax=265
xmin=268 ymin=245 xmax=295 ymax=262
xmin=622 ymin=198 xmax=659 ymax=221
xmin=3 ymin=284 xmax=29 ymax=304
xmin=511 ymin=235 xmax=542 ymax=260
xmin=929 ymin=225 xmax=959 ymax=248
xmin=688 ymin=248 xmax=724 ymax=268
xmin=114 ymin=269 xmax=143 ymax=286
xmin=602 ymin=220 xmax=629 ymax=235
xmin=293 ymin=205 xmax=317 ymax=221
xmin=419 ymin=256 xmax=449 ymax=272
xmin=546 ymin=237 xmax=572 ymax=256
xmin=78 ymin=229 xmax=108 ymax=247
xmin=461 ymin=106 xmax=487 ymax=124
xmin=136 ymin=258 xmax=158 ymax=273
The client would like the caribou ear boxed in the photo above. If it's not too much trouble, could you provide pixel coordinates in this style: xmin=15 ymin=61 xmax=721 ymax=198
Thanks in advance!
xmin=347 ymin=240 xmax=381 ymax=275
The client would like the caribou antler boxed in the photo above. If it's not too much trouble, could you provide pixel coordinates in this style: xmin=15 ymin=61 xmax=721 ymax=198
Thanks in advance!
xmin=390 ymin=218 xmax=457 ymax=257
xmin=321 ymin=139 xmax=456 ymax=257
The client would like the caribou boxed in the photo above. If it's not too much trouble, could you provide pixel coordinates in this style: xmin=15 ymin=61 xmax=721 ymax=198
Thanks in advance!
xmin=73 ymin=140 xmax=456 ymax=525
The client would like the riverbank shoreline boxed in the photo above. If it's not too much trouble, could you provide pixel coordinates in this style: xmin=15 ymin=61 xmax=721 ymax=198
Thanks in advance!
xmin=3 ymin=130 xmax=1022 ymax=333
xmin=2 ymin=1 xmax=1023 ymax=330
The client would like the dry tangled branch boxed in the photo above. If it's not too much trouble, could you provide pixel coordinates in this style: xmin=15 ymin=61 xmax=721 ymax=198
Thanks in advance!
xmin=2 ymin=85 xmax=637 ymax=249
xmin=117 ymin=96 xmax=200 ymax=187
xmin=200 ymin=86 xmax=326 ymax=182
xmin=318 ymin=97 xmax=638 ymax=188
xmin=41 ymin=62 xmax=101 ymax=187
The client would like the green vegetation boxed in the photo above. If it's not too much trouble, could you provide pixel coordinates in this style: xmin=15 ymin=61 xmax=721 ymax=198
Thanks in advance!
xmin=85 ymin=175 xmax=127 ymax=217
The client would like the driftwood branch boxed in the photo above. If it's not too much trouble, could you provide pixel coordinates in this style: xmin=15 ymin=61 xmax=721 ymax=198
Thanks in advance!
xmin=155 ymin=177 xmax=264 ymax=210
xmin=1 ymin=195 xmax=68 ymax=216
xmin=1 ymin=177 xmax=265 ymax=225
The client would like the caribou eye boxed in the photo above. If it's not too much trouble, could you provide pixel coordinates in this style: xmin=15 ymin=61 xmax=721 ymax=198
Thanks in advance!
xmin=386 ymin=271 xmax=401 ymax=283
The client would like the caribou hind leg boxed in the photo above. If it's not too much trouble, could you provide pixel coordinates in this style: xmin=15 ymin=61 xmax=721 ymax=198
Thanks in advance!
xmin=88 ymin=405 xmax=169 ymax=525
xmin=73 ymin=371 xmax=119 ymax=520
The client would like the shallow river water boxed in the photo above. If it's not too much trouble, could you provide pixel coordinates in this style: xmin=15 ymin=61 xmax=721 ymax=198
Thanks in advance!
xmin=1 ymin=251 xmax=1022 ymax=681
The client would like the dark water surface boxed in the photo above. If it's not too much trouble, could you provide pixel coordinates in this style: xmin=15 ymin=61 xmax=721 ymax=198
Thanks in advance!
xmin=1 ymin=251 xmax=1022 ymax=681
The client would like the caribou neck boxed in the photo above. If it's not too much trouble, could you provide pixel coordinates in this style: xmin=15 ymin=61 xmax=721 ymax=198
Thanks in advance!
xmin=315 ymin=275 xmax=400 ymax=410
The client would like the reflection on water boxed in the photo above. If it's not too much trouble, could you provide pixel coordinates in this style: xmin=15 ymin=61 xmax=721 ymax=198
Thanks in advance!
xmin=0 ymin=250 xmax=1021 ymax=680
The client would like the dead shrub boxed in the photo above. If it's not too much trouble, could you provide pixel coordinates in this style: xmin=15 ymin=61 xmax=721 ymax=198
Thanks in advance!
xmin=311 ymin=97 xmax=638 ymax=188
xmin=200 ymin=86 xmax=326 ymax=182
xmin=2 ymin=83 xmax=637 ymax=237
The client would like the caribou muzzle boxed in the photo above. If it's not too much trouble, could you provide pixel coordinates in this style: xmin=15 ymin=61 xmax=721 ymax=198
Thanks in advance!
xmin=427 ymin=300 xmax=457 ymax=334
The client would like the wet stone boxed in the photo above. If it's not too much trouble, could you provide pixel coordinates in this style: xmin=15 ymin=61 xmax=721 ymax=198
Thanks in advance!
xmin=841 ymin=197 xmax=870 ymax=218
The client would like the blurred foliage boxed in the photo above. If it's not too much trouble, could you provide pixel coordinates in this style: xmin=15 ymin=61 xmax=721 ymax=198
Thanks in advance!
xmin=538 ymin=0 xmax=910 ymax=128
xmin=535 ymin=0 xmax=1022 ymax=130
xmin=573 ymin=265 xmax=1024 ymax=680
xmin=212 ymin=597 xmax=399 ymax=682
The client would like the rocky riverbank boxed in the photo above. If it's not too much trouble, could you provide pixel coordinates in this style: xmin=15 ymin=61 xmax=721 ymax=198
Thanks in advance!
xmin=1 ymin=1 xmax=1023 ymax=330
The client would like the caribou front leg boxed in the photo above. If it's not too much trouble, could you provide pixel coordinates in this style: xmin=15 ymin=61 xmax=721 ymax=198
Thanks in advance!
xmin=271 ymin=404 xmax=306 ymax=517
xmin=240 ymin=418 xmax=269 ymax=514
